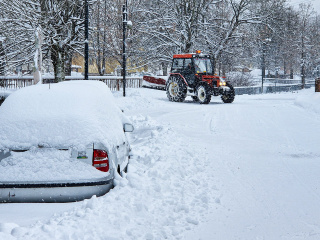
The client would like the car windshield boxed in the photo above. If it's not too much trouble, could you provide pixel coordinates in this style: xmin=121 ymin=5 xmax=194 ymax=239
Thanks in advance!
xmin=194 ymin=58 xmax=213 ymax=74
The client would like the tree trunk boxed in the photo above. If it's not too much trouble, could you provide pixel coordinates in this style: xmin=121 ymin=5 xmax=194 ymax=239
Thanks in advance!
xmin=33 ymin=27 xmax=43 ymax=85
xmin=222 ymin=65 xmax=226 ymax=76
xmin=0 ymin=41 xmax=4 ymax=76
xmin=290 ymin=68 xmax=294 ymax=79
xmin=161 ymin=62 xmax=168 ymax=76
xmin=315 ymin=78 xmax=320 ymax=92
xmin=51 ymin=45 xmax=65 ymax=83
xmin=65 ymin=51 xmax=72 ymax=76
xmin=211 ymin=55 xmax=216 ymax=75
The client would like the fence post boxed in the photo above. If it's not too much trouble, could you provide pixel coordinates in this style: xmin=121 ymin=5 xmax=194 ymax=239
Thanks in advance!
xmin=116 ymin=79 xmax=120 ymax=91
xmin=316 ymin=78 xmax=320 ymax=92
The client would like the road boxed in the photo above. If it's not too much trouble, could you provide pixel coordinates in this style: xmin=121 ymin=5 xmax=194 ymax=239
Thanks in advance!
xmin=122 ymin=88 xmax=320 ymax=239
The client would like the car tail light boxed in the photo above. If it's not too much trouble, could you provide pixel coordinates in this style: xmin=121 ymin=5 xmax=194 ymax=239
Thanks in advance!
xmin=93 ymin=149 xmax=109 ymax=172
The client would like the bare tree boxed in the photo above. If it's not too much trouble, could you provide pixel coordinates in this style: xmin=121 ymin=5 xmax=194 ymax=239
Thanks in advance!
xmin=0 ymin=0 xmax=39 ymax=74
xmin=39 ymin=0 xmax=86 ymax=82
xmin=0 ymin=0 xmax=87 ymax=82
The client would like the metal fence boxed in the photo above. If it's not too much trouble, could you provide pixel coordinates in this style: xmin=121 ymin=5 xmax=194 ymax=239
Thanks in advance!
xmin=235 ymin=78 xmax=315 ymax=95
xmin=0 ymin=75 xmax=316 ymax=96
xmin=0 ymin=75 xmax=143 ymax=92
xmin=0 ymin=76 xmax=34 ymax=89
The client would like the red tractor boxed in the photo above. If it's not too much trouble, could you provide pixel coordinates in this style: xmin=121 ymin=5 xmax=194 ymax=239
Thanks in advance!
xmin=166 ymin=51 xmax=235 ymax=104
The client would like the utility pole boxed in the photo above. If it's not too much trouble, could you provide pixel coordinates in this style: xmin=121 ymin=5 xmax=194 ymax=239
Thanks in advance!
xmin=122 ymin=0 xmax=128 ymax=97
xmin=84 ymin=0 xmax=89 ymax=80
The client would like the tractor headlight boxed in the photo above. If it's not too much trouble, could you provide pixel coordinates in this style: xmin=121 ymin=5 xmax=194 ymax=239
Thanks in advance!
xmin=219 ymin=80 xmax=226 ymax=86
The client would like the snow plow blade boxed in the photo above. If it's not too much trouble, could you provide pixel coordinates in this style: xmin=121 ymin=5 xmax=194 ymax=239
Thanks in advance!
xmin=142 ymin=76 xmax=166 ymax=90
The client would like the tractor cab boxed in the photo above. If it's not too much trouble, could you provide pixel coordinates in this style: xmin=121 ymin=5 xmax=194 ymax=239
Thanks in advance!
xmin=170 ymin=51 xmax=219 ymax=87
xmin=171 ymin=53 xmax=213 ymax=74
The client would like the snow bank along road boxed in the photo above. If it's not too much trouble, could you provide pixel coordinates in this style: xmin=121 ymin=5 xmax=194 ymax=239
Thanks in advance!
xmin=1 ymin=88 xmax=320 ymax=240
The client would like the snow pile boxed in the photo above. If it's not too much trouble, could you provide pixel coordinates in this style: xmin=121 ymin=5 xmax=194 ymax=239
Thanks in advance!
xmin=114 ymin=89 xmax=158 ymax=111
xmin=5 ymin=99 xmax=215 ymax=239
xmin=295 ymin=89 xmax=320 ymax=114
xmin=0 ymin=148 xmax=107 ymax=182
xmin=0 ymin=81 xmax=126 ymax=150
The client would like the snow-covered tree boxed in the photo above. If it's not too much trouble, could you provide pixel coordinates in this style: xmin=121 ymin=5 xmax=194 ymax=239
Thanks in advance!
xmin=39 ymin=0 xmax=86 ymax=82
xmin=0 ymin=0 xmax=88 ymax=82
xmin=297 ymin=3 xmax=315 ymax=87
xmin=90 ymin=0 xmax=108 ymax=76
xmin=132 ymin=0 xmax=288 ymax=74
xmin=1 ymin=0 xmax=319 ymax=82
xmin=0 ymin=0 xmax=39 ymax=74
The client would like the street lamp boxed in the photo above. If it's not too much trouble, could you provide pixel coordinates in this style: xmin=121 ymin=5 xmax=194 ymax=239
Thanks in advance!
xmin=122 ymin=0 xmax=132 ymax=97
xmin=261 ymin=38 xmax=271 ymax=93
xmin=0 ymin=37 xmax=6 ymax=76
xmin=84 ymin=0 xmax=89 ymax=80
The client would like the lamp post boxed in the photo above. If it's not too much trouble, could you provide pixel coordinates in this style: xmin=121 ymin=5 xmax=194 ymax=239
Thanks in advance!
xmin=261 ymin=38 xmax=271 ymax=94
xmin=261 ymin=41 xmax=266 ymax=93
xmin=122 ymin=0 xmax=128 ymax=97
xmin=0 ymin=37 xmax=5 ymax=76
xmin=84 ymin=0 xmax=89 ymax=80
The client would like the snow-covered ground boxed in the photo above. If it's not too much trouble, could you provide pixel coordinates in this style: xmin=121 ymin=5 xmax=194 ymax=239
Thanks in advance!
xmin=0 ymin=87 xmax=320 ymax=239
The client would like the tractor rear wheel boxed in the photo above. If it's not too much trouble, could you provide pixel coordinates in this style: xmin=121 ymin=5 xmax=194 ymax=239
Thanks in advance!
xmin=221 ymin=82 xmax=235 ymax=103
xmin=166 ymin=76 xmax=187 ymax=102
xmin=196 ymin=82 xmax=211 ymax=104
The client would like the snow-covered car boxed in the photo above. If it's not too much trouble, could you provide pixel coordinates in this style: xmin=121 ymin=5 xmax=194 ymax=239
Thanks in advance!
xmin=0 ymin=80 xmax=133 ymax=203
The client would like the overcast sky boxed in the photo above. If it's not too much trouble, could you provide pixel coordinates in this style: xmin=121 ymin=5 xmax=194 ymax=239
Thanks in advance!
xmin=288 ymin=0 xmax=320 ymax=13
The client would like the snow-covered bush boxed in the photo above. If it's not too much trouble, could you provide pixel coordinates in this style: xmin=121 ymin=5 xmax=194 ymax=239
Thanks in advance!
xmin=226 ymin=72 xmax=254 ymax=87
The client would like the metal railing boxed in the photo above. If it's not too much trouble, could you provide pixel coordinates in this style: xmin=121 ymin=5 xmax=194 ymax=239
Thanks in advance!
xmin=0 ymin=75 xmax=316 ymax=97
xmin=0 ymin=75 xmax=143 ymax=92
xmin=235 ymin=78 xmax=315 ymax=95
xmin=0 ymin=76 xmax=34 ymax=89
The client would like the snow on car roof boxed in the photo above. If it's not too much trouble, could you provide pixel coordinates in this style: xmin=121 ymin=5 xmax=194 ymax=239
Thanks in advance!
xmin=0 ymin=80 xmax=126 ymax=150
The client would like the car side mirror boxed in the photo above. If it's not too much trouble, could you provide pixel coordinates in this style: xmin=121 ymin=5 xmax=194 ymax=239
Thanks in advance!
xmin=123 ymin=123 xmax=134 ymax=132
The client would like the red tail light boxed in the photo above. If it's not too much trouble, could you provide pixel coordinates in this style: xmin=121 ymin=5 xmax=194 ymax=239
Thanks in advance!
xmin=93 ymin=149 xmax=109 ymax=172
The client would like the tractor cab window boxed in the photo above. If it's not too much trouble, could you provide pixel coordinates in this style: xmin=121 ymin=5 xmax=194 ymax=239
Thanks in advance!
xmin=194 ymin=58 xmax=213 ymax=74
xmin=171 ymin=59 xmax=184 ymax=73
xmin=172 ymin=58 xmax=193 ymax=73
xmin=184 ymin=59 xmax=192 ymax=71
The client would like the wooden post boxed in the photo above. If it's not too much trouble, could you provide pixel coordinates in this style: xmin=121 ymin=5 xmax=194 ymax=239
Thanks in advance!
xmin=316 ymin=78 xmax=320 ymax=92
xmin=117 ymin=79 xmax=120 ymax=91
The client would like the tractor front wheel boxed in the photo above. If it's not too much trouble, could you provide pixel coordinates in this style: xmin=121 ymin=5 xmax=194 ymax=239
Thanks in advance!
xmin=166 ymin=76 xmax=187 ymax=102
xmin=196 ymin=82 xmax=211 ymax=104
xmin=221 ymin=82 xmax=235 ymax=103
